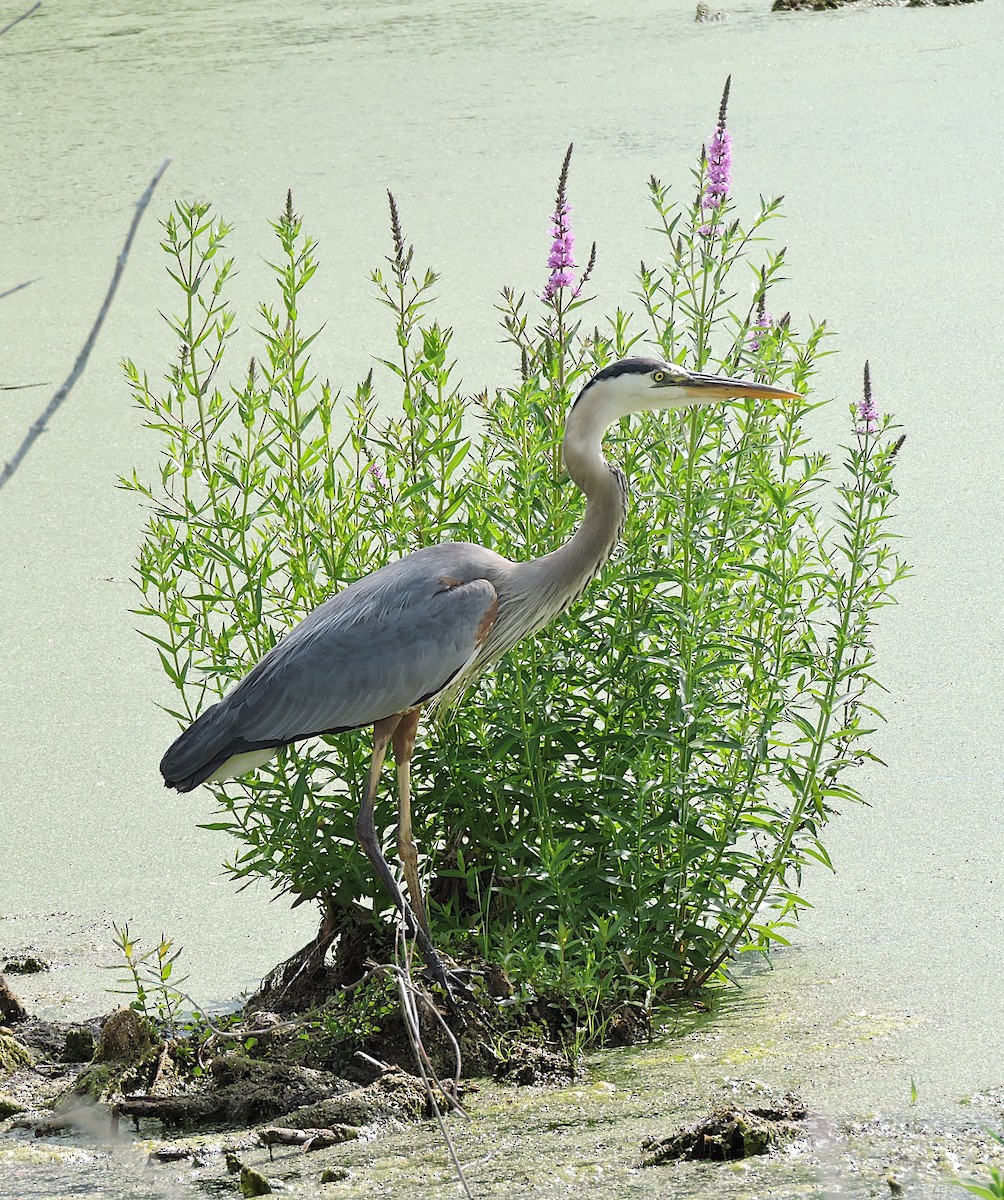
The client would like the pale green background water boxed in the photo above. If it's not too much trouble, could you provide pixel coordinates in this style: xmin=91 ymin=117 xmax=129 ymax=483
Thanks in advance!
xmin=1 ymin=0 xmax=1003 ymax=1195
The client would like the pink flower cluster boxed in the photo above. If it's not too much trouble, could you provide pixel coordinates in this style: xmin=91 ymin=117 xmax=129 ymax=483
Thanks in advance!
xmin=542 ymin=201 xmax=577 ymax=301
xmin=703 ymin=125 xmax=733 ymax=213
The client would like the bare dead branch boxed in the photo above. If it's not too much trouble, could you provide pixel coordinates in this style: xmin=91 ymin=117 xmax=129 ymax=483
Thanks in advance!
xmin=0 ymin=158 xmax=170 ymax=492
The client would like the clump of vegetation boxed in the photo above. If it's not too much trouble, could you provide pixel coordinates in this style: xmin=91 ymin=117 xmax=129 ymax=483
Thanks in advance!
xmin=122 ymin=81 xmax=905 ymax=1038
xmin=105 ymin=923 xmax=188 ymax=1033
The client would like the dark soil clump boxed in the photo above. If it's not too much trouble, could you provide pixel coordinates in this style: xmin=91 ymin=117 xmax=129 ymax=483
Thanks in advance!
xmin=639 ymin=1093 xmax=810 ymax=1163
xmin=494 ymin=1042 xmax=576 ymax=1086
xmin=3 ymin=954 xmax=50 ymax=975
xmin=0 ymin=974 xmax=27 ymax=1024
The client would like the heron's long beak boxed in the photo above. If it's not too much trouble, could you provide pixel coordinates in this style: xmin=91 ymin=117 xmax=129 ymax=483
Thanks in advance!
xmin=683 ymin=372 xmax=801 ymax=403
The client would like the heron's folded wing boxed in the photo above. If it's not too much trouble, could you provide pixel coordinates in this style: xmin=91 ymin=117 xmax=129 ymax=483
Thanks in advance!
xmin=228 ymin=574 xmax=498 ymax=743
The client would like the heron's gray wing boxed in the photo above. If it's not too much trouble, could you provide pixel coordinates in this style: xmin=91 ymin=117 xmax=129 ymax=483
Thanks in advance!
xmin=227 ymin=570 xmax=499 ymax=744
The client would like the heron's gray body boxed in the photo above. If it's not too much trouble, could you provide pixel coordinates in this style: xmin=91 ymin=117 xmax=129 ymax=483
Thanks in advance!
xmin=162 ymin=543 xmax=508 ymax=791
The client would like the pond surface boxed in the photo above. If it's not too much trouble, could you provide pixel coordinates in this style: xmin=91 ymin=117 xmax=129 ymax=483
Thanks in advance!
xmin=2 ymin=0 xmax=1003 ymax=1195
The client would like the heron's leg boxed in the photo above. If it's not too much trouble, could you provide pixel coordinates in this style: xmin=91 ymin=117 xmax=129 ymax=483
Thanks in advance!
xmin=355 ymin=714 xmax=415 ymax=932
xmin=391 ymin=706 xmax=428 ymax=937
xmin=355 ymin=716 xmax=455 ymax=1001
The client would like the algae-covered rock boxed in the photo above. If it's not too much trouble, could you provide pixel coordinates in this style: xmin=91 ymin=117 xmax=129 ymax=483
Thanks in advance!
xmin=59 ymin=1012 xmax=159 ymax=1110
xmin=206 ymin=1054 xmax=344 ymax=1126
xmin=639 ymin=1094 xmax=809 ymax=1164
xmin=110 ymin=1055 xmax=344 ymax=1131
xmin=93 ymin=1008 xmax=155 ymax=1064
xmin=0 ymin=1032 xmax=32 ymax=1074
xmin=494 ymin=1042 xmax=575 ymax=1086
xmin=66 ymin=1062 xmax=127 ymax=1105
xmin=279 ymin=1066 xmax=427 ymax=1128
xmin=239 ymin=1165 xmax=272 ymax=1196
xmin=0 ymin=1092 xmax=27 ymax=1118
xmin=274 ymin=1092 xmax=387 ymax=1129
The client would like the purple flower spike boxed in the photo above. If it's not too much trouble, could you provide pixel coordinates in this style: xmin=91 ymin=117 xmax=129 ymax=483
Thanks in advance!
xmin=747 ymin=303 xmax=773 ymax=353
xmin=541 ymin=145 xmax=597 ymax=303
xmin=857 ymin=360 xmax=880 ymax=433
xmin=367 ymin=461 xmax=387 ymax=491
xmin=700 ymin=77 xmax=732 ymax=235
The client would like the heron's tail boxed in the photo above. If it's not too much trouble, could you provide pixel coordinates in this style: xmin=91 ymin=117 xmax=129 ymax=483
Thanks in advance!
xmin=160 ymin=700 xmax=239 ymax=793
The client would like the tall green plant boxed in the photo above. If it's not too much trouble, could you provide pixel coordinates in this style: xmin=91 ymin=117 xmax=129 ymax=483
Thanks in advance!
xmin=124 ymin=87 xmax=905 ymax=1019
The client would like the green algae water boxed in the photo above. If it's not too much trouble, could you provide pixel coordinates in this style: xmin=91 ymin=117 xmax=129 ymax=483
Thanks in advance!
xmin=2 ymin=1 xmax=1003 ymax=1196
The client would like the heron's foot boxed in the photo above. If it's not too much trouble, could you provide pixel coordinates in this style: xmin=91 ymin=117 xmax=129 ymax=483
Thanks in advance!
xmin=408 ymin=932 xmax=475 ymax=1026
xmin=418 ymin=954 xmax=477 ymax=1019
xmin=393 ymin=901 xmax=474 ymax=1023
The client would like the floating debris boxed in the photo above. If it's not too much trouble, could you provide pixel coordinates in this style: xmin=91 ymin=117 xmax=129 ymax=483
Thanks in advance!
xmin=3 ymin=954 xmax=50 ymax=975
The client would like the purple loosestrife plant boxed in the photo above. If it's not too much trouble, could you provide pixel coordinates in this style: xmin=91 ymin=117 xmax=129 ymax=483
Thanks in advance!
xmin=699 ymin=75 xmax=733 ymax=237
xmin=857 ymin=360 xmax=880 ymax=433
xmin=533 ymin=144 xmax=597 ymax=462
xmin=542 ymin=201 xmax=576 ymax=301
xmin=748 ymin=300 xmax=773 ymax=353
xmin=641 ymin=79 xmax=787 ymax=369
xmin=541 ymin=144 xmax=595 ymax=304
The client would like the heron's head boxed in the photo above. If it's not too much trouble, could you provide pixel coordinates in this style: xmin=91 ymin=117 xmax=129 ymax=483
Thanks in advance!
xmin=573 ymin=355 xmax=800 ymax=424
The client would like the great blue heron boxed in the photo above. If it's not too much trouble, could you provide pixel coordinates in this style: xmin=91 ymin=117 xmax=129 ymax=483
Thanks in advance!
xmin=161 ymin=356 xmax=799 ymax=998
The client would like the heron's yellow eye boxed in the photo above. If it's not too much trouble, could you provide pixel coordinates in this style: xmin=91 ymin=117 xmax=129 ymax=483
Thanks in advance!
xmin=653 ymin=370 xmax=666 ymax=382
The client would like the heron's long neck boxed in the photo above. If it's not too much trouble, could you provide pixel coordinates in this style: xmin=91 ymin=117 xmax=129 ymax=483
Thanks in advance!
xmin=519 ymin=402 xmax=627 ymax=615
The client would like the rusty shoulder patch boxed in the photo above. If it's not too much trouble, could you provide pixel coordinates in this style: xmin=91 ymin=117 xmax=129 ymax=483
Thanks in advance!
xmin=476 ymin=593 xmax=500 ymax=646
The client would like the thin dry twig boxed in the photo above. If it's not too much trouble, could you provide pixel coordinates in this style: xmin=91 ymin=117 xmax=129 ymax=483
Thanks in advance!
xmin=0 ymin=158 xmax=171 ymax=492
xmin=0 ymin=1 xmax=40 ymax=37
xmin=0 ymin=277 xmax=40 ymax=301
xmin=388 ymin=932 xmax=473 ymax=1198
xmin=1 ymin=382 xmax=49 ymax=392
xmin=392 ymin=962 xmax=464 ymax=1113
xmin=396 ymin=934 xmax=465 ymax=1103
